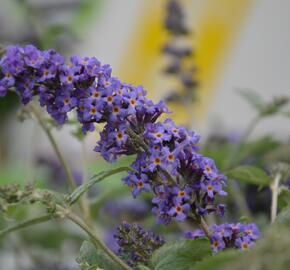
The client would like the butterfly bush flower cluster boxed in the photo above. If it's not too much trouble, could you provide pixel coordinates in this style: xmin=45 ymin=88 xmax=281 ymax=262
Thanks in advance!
xmin=163 ymin=0 xmax=198 ymax=103
xmin=185 ymin=223 xmax=260 ymax=252
xmin=0 ymin=44 xmax=259 ymax=252
xmin=114 ymin=221 xmax=165 ymax=268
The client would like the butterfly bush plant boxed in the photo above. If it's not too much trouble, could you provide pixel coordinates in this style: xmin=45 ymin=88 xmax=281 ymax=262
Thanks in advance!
xmin=0 ymin=43 xmax=262 ymax=269
xmin=1 ymin=2 xmax=290 ymax=270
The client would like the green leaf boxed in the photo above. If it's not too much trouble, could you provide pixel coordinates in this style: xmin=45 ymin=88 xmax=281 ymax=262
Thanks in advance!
xmin=71 ymin=125 xmax=85 ymax=141
xmin=275 ymin=206 xmax=290 ymax=226
xmin=76 ymin=240 xmax=121 ymax=270
xmin=263 ymin=144 xmax=290 ymax=166
xmin=225 ymin=165 xmax=271 ymax=186
xmin=238 ymin=136 xmax=280 ymax=167
xmin=70 ymin=0 xmax=104 ymax=36
xmin=278 ymin=186 xmax=290 ymax=209
xmin=0 ymin=214 xmax=52 ymax=238
xmin=237 ymin=89 xmax=264 ymax=111
xmin=189 ymin=250 xmax=240 ymax=270
xmin=67 ymin=167 xmax=133 ymax=205
xmin=150 ymin=239 xmax=211 ymax=270
xmin=137 ymin=265 xmax=152 ymax=270
xmin=238 ymin=216 xmax=250 ymax=224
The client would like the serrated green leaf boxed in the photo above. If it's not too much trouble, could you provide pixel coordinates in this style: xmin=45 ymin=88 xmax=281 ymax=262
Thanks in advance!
xmin=150 ymin=239 xmax=211 ymax=270
xmin=225 ymin=165 xmax=270 ymax=186
xmin=189 ymin=250 xmax=240 ymax=270
xmin=76 ymin=241 xmax=121 ymax=270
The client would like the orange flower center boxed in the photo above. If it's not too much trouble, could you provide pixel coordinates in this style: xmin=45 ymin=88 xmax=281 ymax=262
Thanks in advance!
xmin=67 ymin=76 xmax=73 ymax=83
xmin=207 ymin=185 xmax=213 ymax=191
xmin=175 ymin=206 xmax=182 ymax=213
xmin=178 ymin=191 xmax=185 ymax=197
xmin=90 ymin=108 xmax=97 ymax=114
xmin=205 ymin=166 xmax=212 ymax=173
xmin=117 ymin=132 xmax=123 ymax=139
xmin=242 ymin=243 xmax=249 ymax=250
xmin=154 ymin=157 xmax=161 ymax=165
xmin=113 ymin=107 xmax=119 ymax=113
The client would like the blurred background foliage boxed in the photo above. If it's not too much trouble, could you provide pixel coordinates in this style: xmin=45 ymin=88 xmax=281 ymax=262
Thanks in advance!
xmin=1 ymin=0 xmax=290 ymax=269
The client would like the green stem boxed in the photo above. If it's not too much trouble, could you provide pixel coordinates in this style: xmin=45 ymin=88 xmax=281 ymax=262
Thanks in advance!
xmin=67 ymin=166 xmax=134 ymax=205
xmin=28 ymin=104 xmax=91 ymax=226
xmin=199 ymin=217 xmax=211 ymax=240
xmin=29 ymin=104 xmax=77 ymax=191
xmin=227 ymin=181 xmax=253 ymax=220
xmin=62 ymin=206 xmax=132 ymax=270
xmin=271 ymin=173 xmax=281 ymax=223
xmin=224 ymin=115 xmax=261 ymax=170
xmin=80 ymin=140 xmax=92 ymax=228
xmin=0 ymin=206 xmax=131 ymax=269
xmin=224 ymin=115 xmax=261 ymax=220
xmin=0 ymin=214 xmax=52 ymax=238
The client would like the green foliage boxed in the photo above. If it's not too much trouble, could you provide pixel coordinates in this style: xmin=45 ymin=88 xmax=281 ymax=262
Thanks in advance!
xmin=189 ymin=250 xmax=240 ymax=270
xmin=222 ymin=228 xmax=290 ymax=270
xmin=211 ymin=207 xmax=290 ymax=270
xmin=76 ymin=240 xmax=121 ymax=270
xmin=66 ymin=167 xmax=133 ymax=205
xmin=70 ymin=0 xmax=104 ymax=36
xmin=263 ymin=145 xmax=290 ymax=167
xmin=237 ymin=89 xmax=264 ymax=112
xmin=40 ymin=25 xmax=72 ymax=50
xmin=274 ymin=206 xmax=290 ymax=226
xmin=238 ymin=136 xmax=280 ymax=167
xmin=278 ymin=186 xmax=290 ymax=209
xmin=225 ymin=165 xmax=270 ymax=186
xmin=238 ymin=89 xmax=289 ymax=117
xmin=137 ymin=265 xmax=152 ymax=270
xmin=150 ymin=239 xmax=212 ymax=270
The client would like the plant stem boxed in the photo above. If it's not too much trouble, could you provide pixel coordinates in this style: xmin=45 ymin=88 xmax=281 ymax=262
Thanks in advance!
xmin=28 ymin=104 xmax=91 ymax=226
xmin=224 ymin=115 xmax=261 ymax=170
xmin=61 ymin=206 xmax=132 ymax=270
xmin=198 ymin=217 xmax=211 ymax=240
xmin=224 ymin=115 xmax=261 ymax=220
xmin=0 ymin=214 xmax=52 ymax=237
xmin=29 ymin=104 xmax=77 ymax=191
xmin=67 ymin=166 xmax=134 ymax=205
xmin=80 ymin=140 xmax=92 ymax=228
xmin=271 ymin=173 xmax=281 ymax=223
